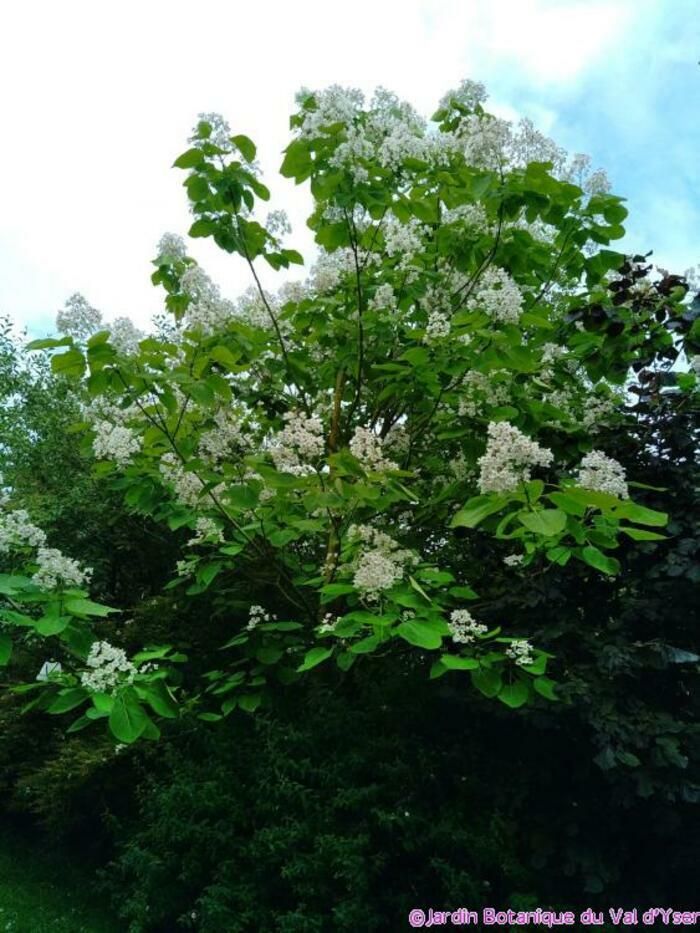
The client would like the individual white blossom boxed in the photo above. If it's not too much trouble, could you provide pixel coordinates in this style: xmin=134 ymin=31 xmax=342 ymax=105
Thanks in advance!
xmin=503 ymin=553 xmax=524 ymax=567
xmin=56 ymin=293 xmax=102 ymax=339
xmin=575 ymin=450 xmax=629 ymax=499
xmin=32 ymin=547 xmax=92 ymax=590
xmin=466 ymin=267 xmax=523 ymax=324
xmin=349 ymin=427 xmax=397 ymax=472
xmin=92 ymin=421 xmax=140 ymax=466
xmin=80 ymin=641 xmax=137 ymax=694
xmin=36 ymin=660 xmax=62 ymax=681
xmin=269 ymin=410 xmax=325 ymax=476
xmin=0 ymin=509 xmax=47 ymax=553
xmin=448 ymin=608 xmax=487 ymax=644
xmin=506 ymin=639 xmax=534 ymax=667
xmin=477 ymin=422 xmax=553 ymax=494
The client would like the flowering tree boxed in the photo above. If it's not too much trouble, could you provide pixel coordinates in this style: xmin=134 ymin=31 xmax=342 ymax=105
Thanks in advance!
xmin=3 ymin=81 xmax=697 ymax=743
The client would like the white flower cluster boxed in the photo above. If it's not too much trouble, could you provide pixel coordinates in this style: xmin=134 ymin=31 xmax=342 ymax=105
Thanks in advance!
xmin=187 ymin=517 xmax=224 ymax=547
xmin=424 ymin=310 xmax=451 ymax=343
xmin=297 ymin=85 xmax=365 ymax=138
xmin=318 ymin=613 xmax=338 ymax=634
xmin=448 ymin=609 xmax=487 ymax=644
xmin=503 ymin=553 xmax=525 ymax=567
xmin=506 ymin=639 xmax=534 ymax=667
xmin=368 ymin=283 xmax=398 ymax=316
xmin=107 ymin=316 xmax=144 ymax=355
xmin=246 ymin=604 xmax=274 ymax=632
xmin=347 ymin=525 xmax=418 ymax=600
xmin=92 ymin=421 xmax=140 ymax=466
xmin=466 ymin=267 xmax=523 ymax=324
xmin=198 ymin=409 xmax=252 ymax=465
xmin=575 ymin=450 xmax=629 ymax=499
xmin=181 ymin=265 xmax=235 ymax=335
xmin=190 ymin=111 xmax=232 ymax=150
xmin=0 ymin=509 xmax=47 ymax=553
xmin=56 ymin=293 xmax=103 ymax=339
xmin=478 ymin=422 xmax=554 ymax=494
xmin=80 ymin=641 xmax=137 ymax=694
xmin=383 ymin=217 xmax=426 ymax=262
xmin=458 ymin=370 xmax=510 ymax=418
xmin=349 ymin=427 xmax=397 ymax=472
xmin=160 ymin=453 xmax=206 ymax=507
xmin=156 ymin=232 xmax=187 ymax=262
xmin=310 ymin=249 xmax=357 ymax=293
xmin=269 ymin=411 xmax=325 ymax=476
xmin=439 ymin=79 xmax=488 ymax=112
xmin=384 ymin=424 xmax=411 ymax=459
xmin=32 ymin=547 xmax=92 ymax=590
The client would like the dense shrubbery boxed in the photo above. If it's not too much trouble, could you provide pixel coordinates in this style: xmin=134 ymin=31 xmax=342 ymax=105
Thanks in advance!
xmin=0 ymin=80 xmax=697 ymax=928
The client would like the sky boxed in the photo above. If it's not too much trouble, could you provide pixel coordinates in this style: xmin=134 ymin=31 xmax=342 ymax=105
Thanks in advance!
xmin=0 ymin=0 xmax=698 ymax=337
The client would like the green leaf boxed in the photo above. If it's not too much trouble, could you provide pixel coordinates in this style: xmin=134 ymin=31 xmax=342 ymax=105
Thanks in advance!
xmin=173 ymin=148 xmax=206 ymax=169
xmin=396 ymin=620 xmax=442 ymax=650
xmin=519 ymin=509 xmax=567 ymax=537
xmin=581 ymin=545 xmax=620 ymax=576
xmin=232 ymin=134 xmax=256 ymax=162
xmin=26 ymin=336 xmax=73 ymax=350
xmin=48 ymin=688 xmax=88 ymax=714
xmin=109 ymin=689 xmax=150 ymax=743
xmin=65 ymin=598 xmax=119 ymax=617
xmin=439 ymin=654 xmax=479 ymax=671
xmin=0 ymin=634 xmax=12 ymax=665
xmin=238 ymin=693 xmax=262 ymax=713
xmin=51 ymin=349 xmax=85 ymax=378
xmin=620 ymin=527 xmax=668 ymax=541
xmin=451 ymin=495 xmax=508 ymax=529
xmin=471 ymin=667 xmax=503 ymax=698
xmin=533 ymin=676 xmax=558 ymax=701
xmin=614 ymin=502 xmax=668 ymax=527
xmin=498 ymin=680 xmax=529 ymax=708
xmin=297 ymin=647 xmax=333 ymax=672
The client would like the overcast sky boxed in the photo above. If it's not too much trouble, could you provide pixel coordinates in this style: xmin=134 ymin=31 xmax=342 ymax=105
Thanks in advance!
xmin=1 ymin=0 xmax=698 ymax=336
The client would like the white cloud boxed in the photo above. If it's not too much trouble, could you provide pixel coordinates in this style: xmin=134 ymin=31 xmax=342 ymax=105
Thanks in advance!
xmin=0 ymin=0 xmax=668 ymax=332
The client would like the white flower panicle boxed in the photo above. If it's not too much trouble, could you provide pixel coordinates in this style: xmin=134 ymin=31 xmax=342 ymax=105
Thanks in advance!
xmin=348 ymin=525 xmax=418 ymax=600
xmin=190 ymin=112 xmax=232 ymax=150
xmin=108 ymin=317 xmax=144 ymax=355
xmin=448 ymin=609 xmax=487 ymax=644
xmin=318 ymin=613 xmax=338 ymax=634
xmin=92 ymin=421 xmax=140 ymax=466
xmin=478 ymin=422 xmax=553 ymax=494
xmin=156 ymin=232 xmax=187 ymax=262
xmin=349 ymin=427 xmax=397 ymax=472
xmin=56 ymin=293 xmax=103 ymax=339
xmin=576 ymin=450 xmax=629 ymax=499
xmin=32 ymin=547 xmax=92 ymax=590
xmin=466 ymin=267 xmax=523 ymax=324
xmin=180 ymin=265 xmax=235 ymax=335
xmin=0 ymin=509 xmax=47 ymax=553
xmin=80 ymin=641 xmax=137 ymax=694
xmin=159 ymin=453 xmax=207 ymax=507
xmin=269 ymin=411 xmax=325 ymax=476
xmin=246 ymin=604 xmax=274 ymax=631
xmin=187 ymin=517 xmax=224 ymax=547
xmin=424 ymin=310 xmax=451 ymax=343
xmin=506 ymin=639 xmax=534 ymax=667
xmin=198 ymin=409 xmax=252 ymax=465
